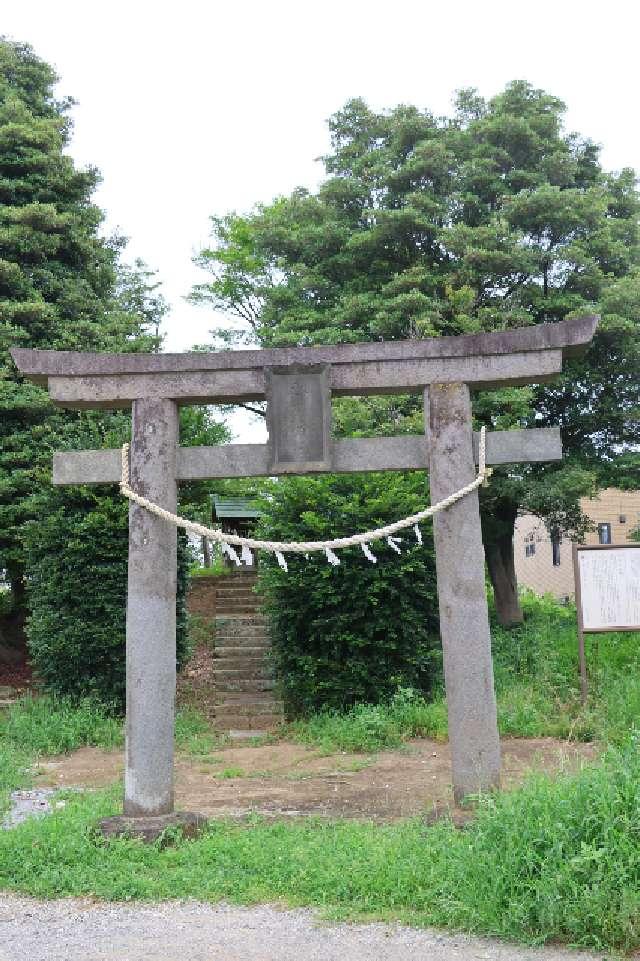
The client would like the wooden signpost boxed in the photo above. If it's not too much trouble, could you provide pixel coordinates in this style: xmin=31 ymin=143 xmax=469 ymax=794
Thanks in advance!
xmin=572 ymin=542 xmax=640 ymax=702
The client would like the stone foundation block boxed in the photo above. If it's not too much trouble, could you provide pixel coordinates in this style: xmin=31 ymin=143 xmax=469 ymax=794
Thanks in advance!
xmin=99 ymin=811 xmax=207 ymax=844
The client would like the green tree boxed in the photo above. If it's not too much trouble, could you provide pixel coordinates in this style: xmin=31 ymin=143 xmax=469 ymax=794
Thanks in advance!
xmin=115 ymin=256 xmax=169 ymax=351
xmin=192 ymin=83 xmax=640 ymax=625
xmin=0 ymin=39 xmax=157 ymax=648
xmin=255 ymin=472 xmax=440 ymax=714
xmin=23 ymin=485 xmax=192 ymax=708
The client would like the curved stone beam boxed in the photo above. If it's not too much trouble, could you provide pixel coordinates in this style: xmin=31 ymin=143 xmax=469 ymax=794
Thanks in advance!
xmin=11 ymin=314 xmax=598 ymax=385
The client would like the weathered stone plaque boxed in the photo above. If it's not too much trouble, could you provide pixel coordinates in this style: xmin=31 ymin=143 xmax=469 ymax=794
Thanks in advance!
xmin=266 ymin=364 xmax=332 ymax=473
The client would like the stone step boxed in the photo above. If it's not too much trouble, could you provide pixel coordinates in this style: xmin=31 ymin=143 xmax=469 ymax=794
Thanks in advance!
xmin=220 ymin=607 xmax=267 ymax=631
xmin=215 ymin=661 xmax=273 ymax=687
xmin=216 ymin=607 xmax=262 ymax=616
xmin=216 ymin=593 xmax=260 ymax=603
xmin=213 ymin=653 xmax=273 ymax=680
xmin=216 ymin=621 xmax=267 ymax=632
xmin=216 ymin=698 xmax=284 ymax=711
xmin=216 ymin=625 xmax=268 ymax=635
xmin=216 ymin=674 xmax=276 ymax=697
xmin=216 ymin=596 xmax=262 ymax=607
xmin=216 ymin=624 xmax=263 ymax=632
xmin=216 ymin=577 xmax=257 ymax=594
xmin=215 ymin=695 xmax=282 ymax=712
xmin=216 ymin=607 xmax=266 ymax=621
xmin=216 ymin=600 xmax=260 ymax=617
xmin=216 ymin=612 xmax=266 ymax=621
xmin=215 ymin=574 xmax=258 ymax=581
xmin=215 ymin=646 xmax=270 ymax=657
xmin=213 ymin=657 xmax=271 ymax=671
xmin=216 ymin=587 xmax=259 ymax=599
xmin=215 ymin=713 xmax=284 ymax=732
xmin=216 ymin=645 xmax=269 ymax=658
xmin=215 ymin=622 xmax=267 ymax=633
xmin=215 ymin=615 xmax=267 ymax=627
xmin=216 ymin=608 xmax=263 ymax=617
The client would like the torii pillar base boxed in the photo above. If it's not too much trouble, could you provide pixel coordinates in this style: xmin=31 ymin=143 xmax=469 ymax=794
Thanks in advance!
xmin=100 ymin=811 xmax=207 ymax=844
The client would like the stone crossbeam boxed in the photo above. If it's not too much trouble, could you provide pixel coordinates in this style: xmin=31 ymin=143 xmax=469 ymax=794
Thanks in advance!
xmin=52 ymin=428 xmax=562 ymax=485
xmin=11 ymin=314 xmax=597 ymax=380
xmin=11 ymin=315 xmax=597 ymax=409
xmin=40 ymin=351 xmax=559 ymax=406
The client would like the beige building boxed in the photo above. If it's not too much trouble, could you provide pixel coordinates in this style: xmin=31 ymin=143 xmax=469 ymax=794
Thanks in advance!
xmin=514 ymin=488 xmax=640 ymax=601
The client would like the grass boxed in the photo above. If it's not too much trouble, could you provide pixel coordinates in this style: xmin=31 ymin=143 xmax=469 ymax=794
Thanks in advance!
xmin=0 ymin=740 xmax=639 ymax=951
xmin=289 ymin=688 xmax=447 ymax=753
xmin=2 ymin=590 xmax=640 ymax=951
xmin=0 ymin=695 xmax=122 ymax=812
xmin=174 ymin=707 xmax=228 ymax=756
xmin=491 ymin=591 xmax=640 ymax=745
xmin=1 ymin=695 xmax=123 ymax=756
xmin=190 ymin=560 xmax=226 ymax=577
xmin=0 ymin=699 xmax=223 ymax=811
xmin=289 ymin=591 xmax=640 ymax=752
xmin=0 ymin=742 xmax=30 ymax=812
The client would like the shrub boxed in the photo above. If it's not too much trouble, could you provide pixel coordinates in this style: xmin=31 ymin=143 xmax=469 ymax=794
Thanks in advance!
xmin=23 ymin=486 xmax=190 ymax=708
xmin=256 ymin=472 xmax=441 ymax=715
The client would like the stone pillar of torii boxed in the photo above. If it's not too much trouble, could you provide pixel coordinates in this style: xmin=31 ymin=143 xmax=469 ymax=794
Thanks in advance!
xmin=12 ymin=314 xmax=597 ymax=837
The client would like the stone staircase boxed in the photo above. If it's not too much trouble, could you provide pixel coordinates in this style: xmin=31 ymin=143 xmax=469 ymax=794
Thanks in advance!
xmin=213 ymin=573 xmax=284 ymax=734
xmin=0 ymin=685 xmax=17 ymax=710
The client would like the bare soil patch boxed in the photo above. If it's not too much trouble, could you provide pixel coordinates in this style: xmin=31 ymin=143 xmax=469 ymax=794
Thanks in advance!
xmin=33 ymin=736 xmax=598 ymax=822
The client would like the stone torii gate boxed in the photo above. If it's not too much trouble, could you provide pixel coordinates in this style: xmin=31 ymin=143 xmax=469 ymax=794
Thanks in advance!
xmin=12 ymin=314 xmax=597 ymax=833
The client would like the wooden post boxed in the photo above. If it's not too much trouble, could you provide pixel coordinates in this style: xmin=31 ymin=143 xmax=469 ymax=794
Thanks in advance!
xmin=427 ymin=383 xmax=501 ymax=802
xmin=572 ymin=542 xmax=589 ymax=704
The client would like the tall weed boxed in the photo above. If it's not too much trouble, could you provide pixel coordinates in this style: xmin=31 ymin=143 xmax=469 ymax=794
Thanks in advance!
xmin=1 ymin=695 xmax=122 ymax=756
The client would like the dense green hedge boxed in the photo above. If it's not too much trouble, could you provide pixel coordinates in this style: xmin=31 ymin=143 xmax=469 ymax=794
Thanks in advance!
xmin=256 ymin=473 xmax=441 ymax=715
xmin=23 ymin=487 xmax=190 ymax=708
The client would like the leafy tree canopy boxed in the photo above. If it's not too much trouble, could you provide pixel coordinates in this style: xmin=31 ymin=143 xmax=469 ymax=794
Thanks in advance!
xmin=0 ymin=38 xmax=160 ymax=607
xmin=192 ymin=82 xmax=640 ymax=624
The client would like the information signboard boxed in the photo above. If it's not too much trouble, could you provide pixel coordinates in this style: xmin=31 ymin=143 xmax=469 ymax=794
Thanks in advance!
xmin=573 ymin=543 xmax=640 ymax=701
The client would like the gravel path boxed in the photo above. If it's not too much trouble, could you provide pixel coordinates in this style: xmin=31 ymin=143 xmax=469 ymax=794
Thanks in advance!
xmin=0 ymin=895 xmax=609 ymax=961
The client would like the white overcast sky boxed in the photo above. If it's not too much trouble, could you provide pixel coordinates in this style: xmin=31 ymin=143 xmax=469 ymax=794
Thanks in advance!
xmin=3 ymin=0 xmax=640 ymax=440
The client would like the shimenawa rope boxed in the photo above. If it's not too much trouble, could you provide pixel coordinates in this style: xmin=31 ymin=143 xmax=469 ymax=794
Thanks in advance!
xmin=119 ymin=428 xmax=492 ymax=570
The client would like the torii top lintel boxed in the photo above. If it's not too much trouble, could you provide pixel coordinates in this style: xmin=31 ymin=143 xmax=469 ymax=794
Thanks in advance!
xmin=11 ymin=315 xmax=597 ymax=410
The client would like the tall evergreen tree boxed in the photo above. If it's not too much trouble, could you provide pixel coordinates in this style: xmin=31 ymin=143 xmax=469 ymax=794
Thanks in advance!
xmin=0 ymin=39 xmax=155 ymax=646
xmin=192 ymin=83 xmax=640 ymax=625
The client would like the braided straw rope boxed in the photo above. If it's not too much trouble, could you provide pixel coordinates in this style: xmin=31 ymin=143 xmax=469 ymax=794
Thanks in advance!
xmin=119 ymin=427 xmax=491 ymax=558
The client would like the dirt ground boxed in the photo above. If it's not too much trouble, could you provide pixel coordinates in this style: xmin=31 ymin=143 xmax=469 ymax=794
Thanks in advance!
xmin=33 ymin=736 xmax=598 ymax=823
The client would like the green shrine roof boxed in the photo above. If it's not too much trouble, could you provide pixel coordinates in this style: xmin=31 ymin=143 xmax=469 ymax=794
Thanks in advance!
xmin=211 ymin=495 xmax=262 ymax=519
